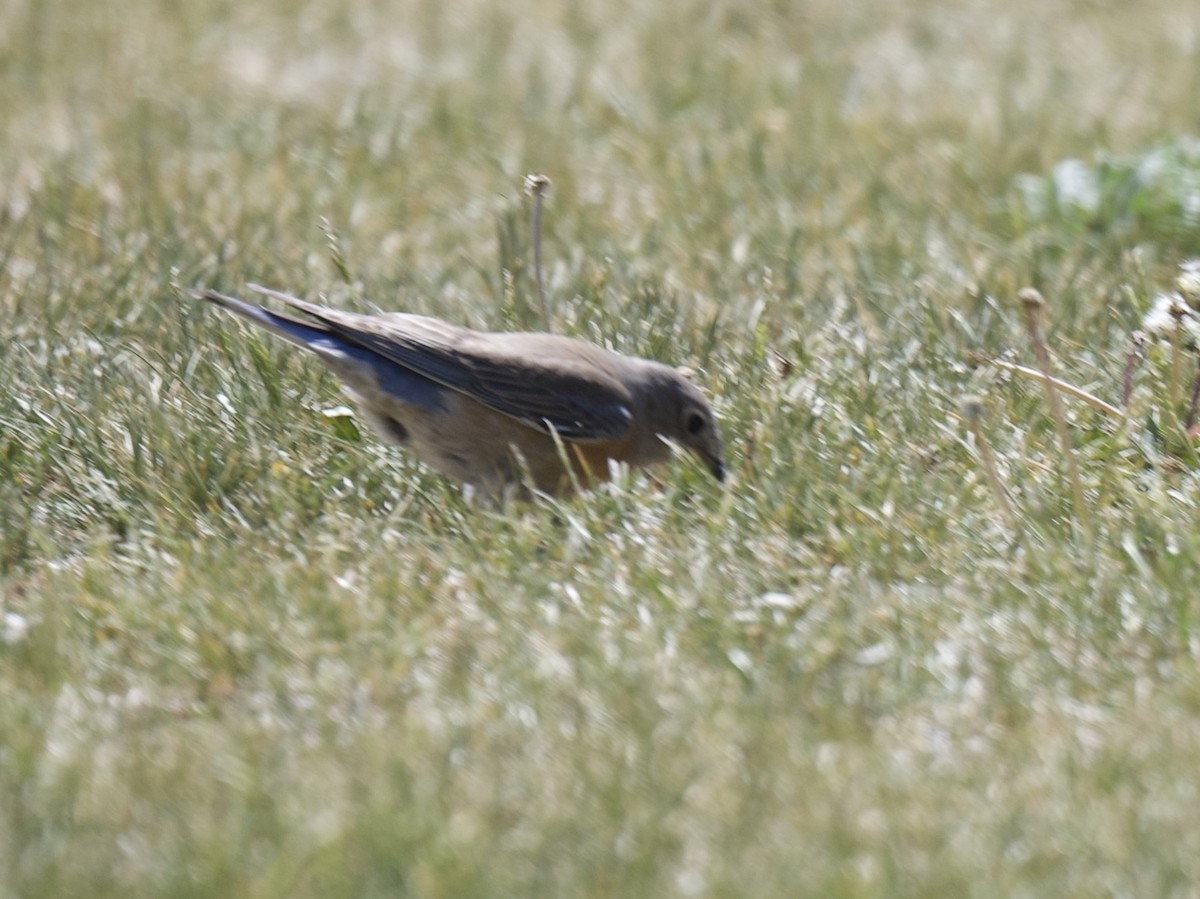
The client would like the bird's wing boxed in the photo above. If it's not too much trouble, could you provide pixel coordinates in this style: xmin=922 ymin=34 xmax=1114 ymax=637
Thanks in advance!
xmin=248 ymin=285 xmax=635 ymax=441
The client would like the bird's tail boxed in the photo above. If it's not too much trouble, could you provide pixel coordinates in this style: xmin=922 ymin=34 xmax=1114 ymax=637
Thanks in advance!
xmin=192 ymin=286 xmax=450 ymax=412
xmin=192 ymin=288 xmax=333 ymax=350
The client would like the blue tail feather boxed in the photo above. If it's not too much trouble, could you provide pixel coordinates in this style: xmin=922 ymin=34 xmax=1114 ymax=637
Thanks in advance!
xmin=198 ymin=289 xmax=446 ymax=412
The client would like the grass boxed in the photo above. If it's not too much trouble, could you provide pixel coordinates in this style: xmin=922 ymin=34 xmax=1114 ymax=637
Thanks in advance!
xmin=4 ymin=0 xmax=1200 ymax=894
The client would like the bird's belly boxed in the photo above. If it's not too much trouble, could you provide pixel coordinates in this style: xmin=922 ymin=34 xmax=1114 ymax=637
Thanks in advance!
xmin=356 ymin=389 xmax=629 ymax=494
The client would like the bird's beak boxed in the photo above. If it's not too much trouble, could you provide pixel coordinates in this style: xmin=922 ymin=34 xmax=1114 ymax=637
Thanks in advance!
xmin=709 ymin=456 xmax=726 ymax=482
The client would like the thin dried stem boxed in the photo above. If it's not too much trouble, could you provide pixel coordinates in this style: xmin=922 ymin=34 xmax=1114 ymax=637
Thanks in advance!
xmin=1019 ymin=287 xmax=1088 ymax=530
xmin=961 ymin=395 xmax=1018 ymax=527
xmin=1120 ymin=331 xmax=1148 ymax=409
xmin=1186 ymin=358 xmax=1200 ymax=431
xmin=1168 ymin=300 xmax=1186 ymax=417
xmin=524 ymin=173 xmax=551 ymax=330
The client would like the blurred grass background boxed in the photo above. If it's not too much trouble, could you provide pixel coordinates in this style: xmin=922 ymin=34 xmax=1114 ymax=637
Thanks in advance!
xmin=4 ymin=0 xmax=1200 ymax=895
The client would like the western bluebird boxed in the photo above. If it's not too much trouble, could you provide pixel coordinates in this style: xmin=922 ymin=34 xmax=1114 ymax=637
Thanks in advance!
xmin=194 ymin=285 xmax=725 ymax=495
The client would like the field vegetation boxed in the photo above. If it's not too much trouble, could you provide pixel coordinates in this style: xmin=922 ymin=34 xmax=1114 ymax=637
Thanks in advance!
xmin=4 ymin=0 xmax=1200 ymax=895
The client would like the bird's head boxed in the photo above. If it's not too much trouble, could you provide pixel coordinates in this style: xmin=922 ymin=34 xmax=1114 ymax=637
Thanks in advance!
xmin=638 ymin=363 xmax=725 ymax=482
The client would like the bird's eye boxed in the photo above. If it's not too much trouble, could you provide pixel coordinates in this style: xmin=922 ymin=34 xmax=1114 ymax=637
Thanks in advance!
xmin=685 ymin=412 xmax=706 ymax=435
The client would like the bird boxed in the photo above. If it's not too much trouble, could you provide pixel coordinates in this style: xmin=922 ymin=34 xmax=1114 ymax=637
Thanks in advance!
xmin=193 ymin=285 xmax=725 ymax=496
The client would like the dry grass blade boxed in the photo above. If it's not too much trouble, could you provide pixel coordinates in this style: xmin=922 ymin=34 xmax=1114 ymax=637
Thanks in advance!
xmin=990 ymin=358 xmax=1123 ymax=418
